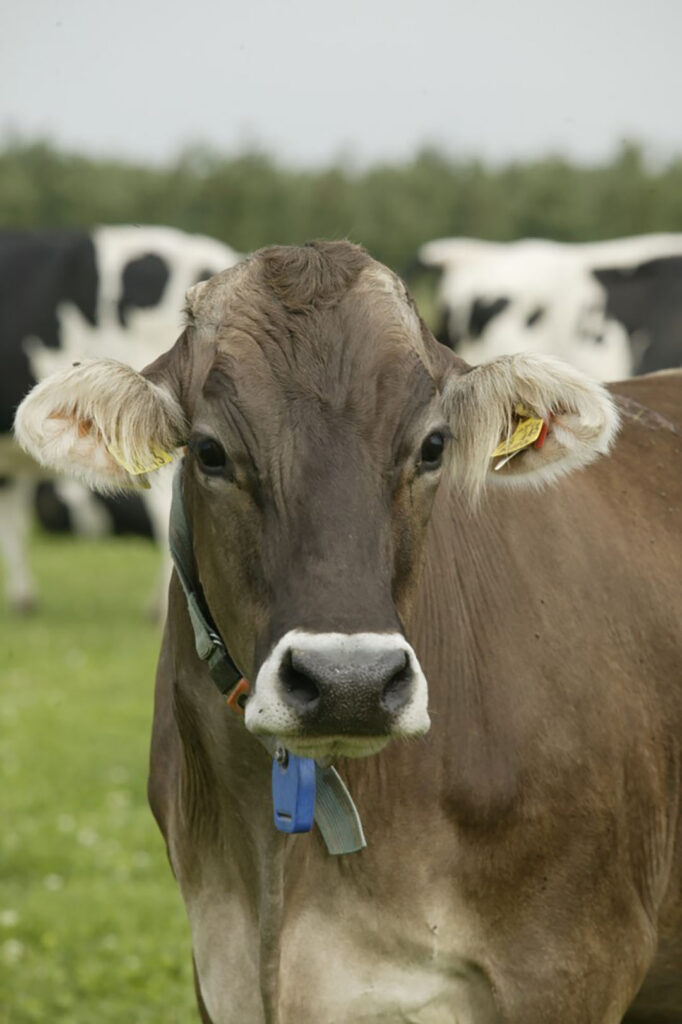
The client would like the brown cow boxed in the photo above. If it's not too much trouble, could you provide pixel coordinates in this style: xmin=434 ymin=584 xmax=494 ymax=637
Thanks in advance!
xmin=15 ymin=242 xmax=681 ymax=1023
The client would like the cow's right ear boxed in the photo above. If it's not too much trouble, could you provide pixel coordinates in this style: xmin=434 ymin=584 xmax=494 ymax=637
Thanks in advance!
xmin=14 ymin=342 xmax=188 ymax=492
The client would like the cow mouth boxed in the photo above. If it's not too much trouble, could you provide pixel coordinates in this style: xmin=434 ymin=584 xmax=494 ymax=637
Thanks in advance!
xmin=277 ymin=735 xmax=391 ymax=760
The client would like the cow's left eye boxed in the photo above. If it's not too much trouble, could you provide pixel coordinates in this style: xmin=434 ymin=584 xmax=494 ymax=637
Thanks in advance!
xmin=419 ymin=431 xmax=446 ymax=470
xmin=194 ymin=437 xmax=227 ymax=473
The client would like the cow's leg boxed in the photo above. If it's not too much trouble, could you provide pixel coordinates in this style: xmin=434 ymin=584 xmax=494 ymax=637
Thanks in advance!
xmin=0 ymin=476 xmax=38 ymax=613
xmin=53 ymin=479 xmax=112 ymax=536
xmin=141 ymin=467 xmax=173 ymax=621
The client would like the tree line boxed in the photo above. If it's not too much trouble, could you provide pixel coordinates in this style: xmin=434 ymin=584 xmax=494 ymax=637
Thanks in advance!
xmin=2 ymin=138 xmax=681 ymax=272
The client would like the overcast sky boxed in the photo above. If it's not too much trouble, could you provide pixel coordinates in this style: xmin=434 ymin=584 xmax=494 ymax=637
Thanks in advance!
xmin=1 ymin=0 xmax=680 ymax=167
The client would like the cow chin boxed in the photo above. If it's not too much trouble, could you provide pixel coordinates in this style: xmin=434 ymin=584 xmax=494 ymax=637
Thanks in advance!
xmin=244 ymin=629 xmax=431 ymax=757
xmin=283 ymin=736 xmax=392 ymax=761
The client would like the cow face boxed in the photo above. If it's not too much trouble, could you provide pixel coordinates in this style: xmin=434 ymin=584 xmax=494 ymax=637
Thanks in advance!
xmin=15 ymin=242 xmax=618 ymax=760
xmin=163 ymin=247 xmax=446 ymax=757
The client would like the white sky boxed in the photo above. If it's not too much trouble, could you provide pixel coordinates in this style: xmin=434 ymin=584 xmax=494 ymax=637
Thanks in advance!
xmin=1 ymin=0 xmax=680 ymax=167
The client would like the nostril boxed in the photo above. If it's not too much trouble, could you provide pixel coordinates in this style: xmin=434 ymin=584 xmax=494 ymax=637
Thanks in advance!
xmin=280 ymin=650 xmax=321 ymax=710
xmin=381 ymin=651 xmax=413 ymax=713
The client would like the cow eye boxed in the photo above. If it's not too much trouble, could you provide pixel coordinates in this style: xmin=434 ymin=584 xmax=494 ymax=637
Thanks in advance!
xmin=194 ymin=437 xmax=227 ymax=473
xmin=420 ymin=431 xmax=446 ymax=470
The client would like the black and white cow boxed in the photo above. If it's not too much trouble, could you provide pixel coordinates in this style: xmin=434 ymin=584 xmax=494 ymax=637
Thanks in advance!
xmin=417 ymin=234 xmax=682 ymax=380
xmin=34 ymin=481 xmax=153 ymax=539
xmin=0 ymin=226 xmax=239 ymax=611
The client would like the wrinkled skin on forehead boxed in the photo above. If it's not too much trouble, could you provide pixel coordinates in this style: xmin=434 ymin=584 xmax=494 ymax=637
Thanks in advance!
xmin=152 ymin=242 xmax=457 ymax=682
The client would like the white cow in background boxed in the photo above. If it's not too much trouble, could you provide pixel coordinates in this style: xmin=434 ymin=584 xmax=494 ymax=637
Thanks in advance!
xmin=418 ymin=234 xmax=682 ymax=380
xmin=1 ymin=225 xmax=240 ymax=612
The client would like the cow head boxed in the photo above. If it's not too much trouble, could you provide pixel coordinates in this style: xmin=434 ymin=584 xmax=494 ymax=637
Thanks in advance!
xmin=15 ymin=242 xmax=618 ymax=760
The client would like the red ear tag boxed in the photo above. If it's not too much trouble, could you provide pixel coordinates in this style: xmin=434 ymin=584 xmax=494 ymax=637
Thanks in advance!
xmin=534 ymin=419 xmax=550 ymax=450
xmin=226 ymin=678 xmax=250 ymax=714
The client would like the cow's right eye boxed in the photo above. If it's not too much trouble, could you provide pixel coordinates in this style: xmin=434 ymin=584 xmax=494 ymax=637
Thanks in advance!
xmin=194 ymin=437 xmax=227 ymax=473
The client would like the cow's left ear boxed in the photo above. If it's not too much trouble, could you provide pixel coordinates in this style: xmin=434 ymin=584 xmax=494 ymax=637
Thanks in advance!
xmin=442 ymin=353 xmax=619 ymax=499
xmin=14 ymin=343 xmax=188 ymax=492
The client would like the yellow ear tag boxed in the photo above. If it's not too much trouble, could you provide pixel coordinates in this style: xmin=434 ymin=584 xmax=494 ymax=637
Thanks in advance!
xmin=107 ymin=442 xmax=174 ymax=476
xmin=491 ymin=406 xmax=544 ymax=458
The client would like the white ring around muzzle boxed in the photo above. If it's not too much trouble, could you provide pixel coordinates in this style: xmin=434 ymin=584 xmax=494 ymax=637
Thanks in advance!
xmin=244 ymin=629 xmax=431 ymax=746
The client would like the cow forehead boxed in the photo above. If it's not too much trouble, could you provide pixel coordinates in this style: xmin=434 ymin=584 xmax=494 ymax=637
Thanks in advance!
xmin=187 ymin=248 xmax=440 ymax=468
xmin=198 ymin=342 xmax=439 ymax=483
xmin=188 ymin=245 xmax=423 ymax=346
xmin=190 ymin=245 xmax=438 ymax=435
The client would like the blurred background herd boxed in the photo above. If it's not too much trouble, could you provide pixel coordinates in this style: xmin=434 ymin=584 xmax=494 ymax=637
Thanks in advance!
xmin=2 ymin=0 xmax=681 ymax=1020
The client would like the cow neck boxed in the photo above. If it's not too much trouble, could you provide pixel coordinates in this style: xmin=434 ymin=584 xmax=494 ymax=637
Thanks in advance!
xmin=168 ymin=460 xmax=366 ymax=856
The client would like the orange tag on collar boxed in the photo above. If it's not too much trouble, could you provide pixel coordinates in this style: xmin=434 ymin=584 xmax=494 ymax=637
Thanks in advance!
xmin=226 ymin=678 xmax=250 ymax=714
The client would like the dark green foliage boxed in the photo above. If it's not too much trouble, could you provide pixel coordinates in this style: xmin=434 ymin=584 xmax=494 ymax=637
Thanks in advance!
xmin=1 ymin=137 xmax=682 ymax=272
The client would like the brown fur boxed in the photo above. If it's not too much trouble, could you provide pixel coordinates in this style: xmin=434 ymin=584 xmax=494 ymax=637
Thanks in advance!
xmin=258 ymin=240 xmax=373 ymax=311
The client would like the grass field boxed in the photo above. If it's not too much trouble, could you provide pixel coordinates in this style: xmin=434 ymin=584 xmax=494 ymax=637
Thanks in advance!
xmin=0 ymin=533 xmax=198 ymax=1023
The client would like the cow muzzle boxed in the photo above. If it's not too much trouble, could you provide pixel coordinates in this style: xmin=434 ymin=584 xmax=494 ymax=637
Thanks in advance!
xmin=244 ymin=630 xmax=430 ymax=759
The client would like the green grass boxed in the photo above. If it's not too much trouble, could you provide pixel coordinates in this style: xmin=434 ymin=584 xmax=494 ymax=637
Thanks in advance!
xmin=0 ymin=534 xmax=197 ymax=1023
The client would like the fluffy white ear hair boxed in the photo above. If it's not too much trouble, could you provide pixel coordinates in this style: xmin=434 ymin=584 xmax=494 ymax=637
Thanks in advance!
xmin=443 ymin=353 xmax=620 ymax=500
xmin=14 ymin=359 xmax=186 ymax=492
